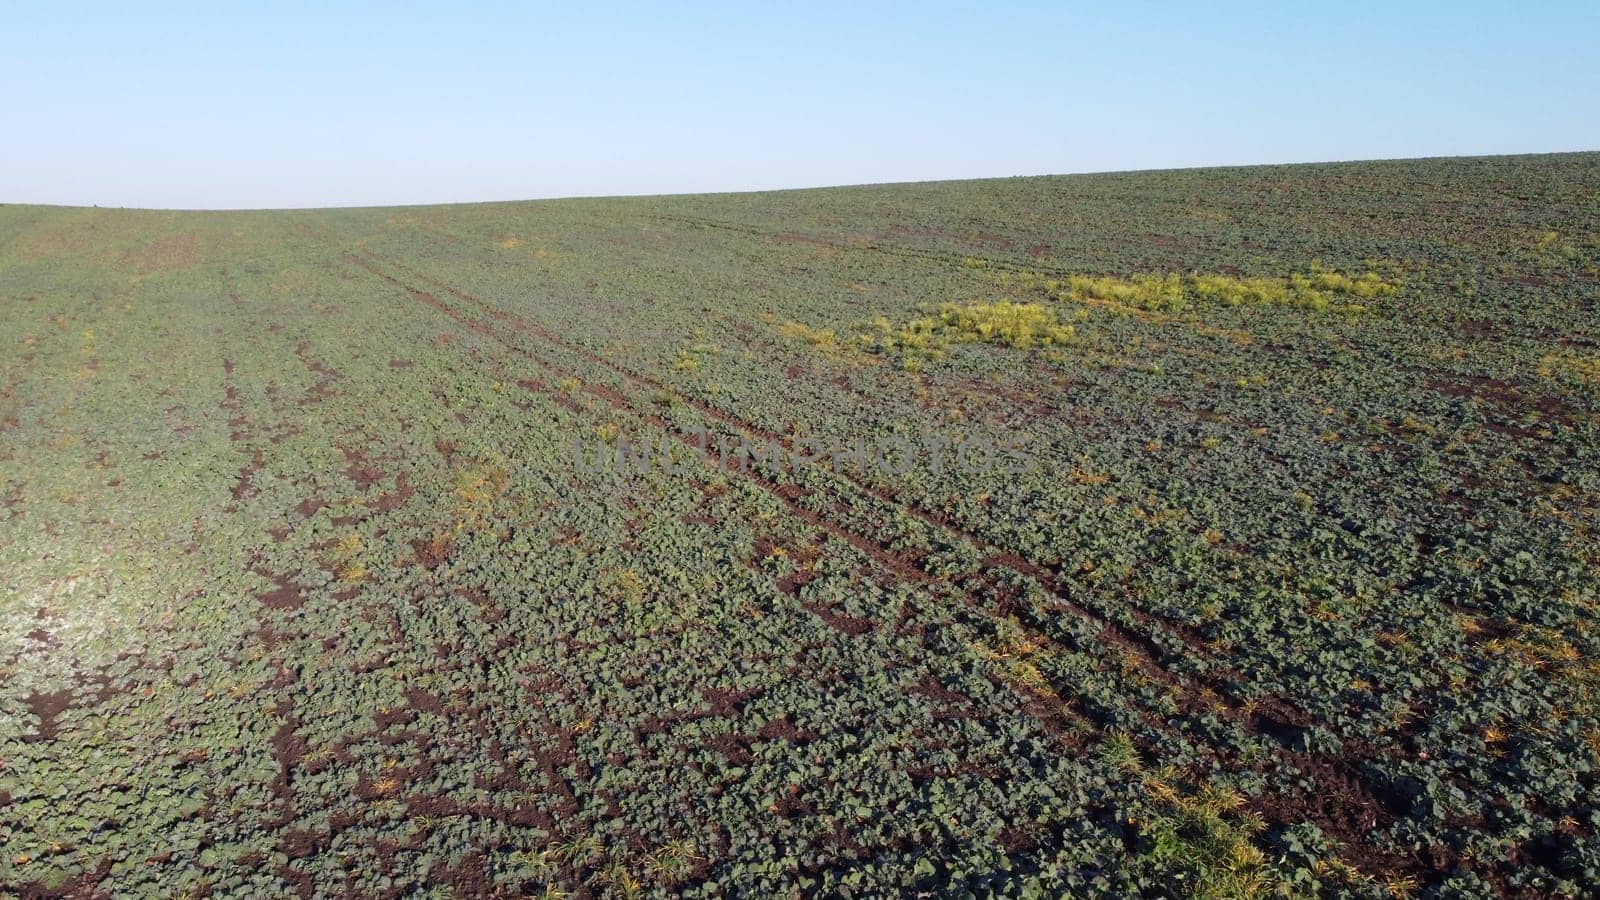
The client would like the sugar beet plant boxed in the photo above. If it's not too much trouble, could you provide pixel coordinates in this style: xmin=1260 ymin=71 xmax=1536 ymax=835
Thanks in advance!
xmin=1 ymin=152 xmax=1598 ymax=897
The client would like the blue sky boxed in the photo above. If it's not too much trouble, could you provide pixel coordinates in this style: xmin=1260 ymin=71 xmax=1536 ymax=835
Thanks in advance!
xmin=4 ymin=2 xmax=1597 ymax=208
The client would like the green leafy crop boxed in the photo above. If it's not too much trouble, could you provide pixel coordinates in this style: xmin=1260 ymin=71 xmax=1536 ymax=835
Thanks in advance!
xmin=2 ymin=152 xmax=1598 ymax=897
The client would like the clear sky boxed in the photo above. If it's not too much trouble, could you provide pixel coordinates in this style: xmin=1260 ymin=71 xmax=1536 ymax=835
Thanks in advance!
xmin=4 ymin=2 xmax=1597 ymax=209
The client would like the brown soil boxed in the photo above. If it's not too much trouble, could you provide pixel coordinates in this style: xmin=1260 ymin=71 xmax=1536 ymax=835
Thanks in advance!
xmin=22 ymin=689 xmax=74 ymax=741
xmin=259 ymin=574 xmax=308 ymax=611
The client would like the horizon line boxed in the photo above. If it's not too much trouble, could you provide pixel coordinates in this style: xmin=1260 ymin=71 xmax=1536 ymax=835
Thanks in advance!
xmin=5 ymin=147 xmax=1595 ymax=214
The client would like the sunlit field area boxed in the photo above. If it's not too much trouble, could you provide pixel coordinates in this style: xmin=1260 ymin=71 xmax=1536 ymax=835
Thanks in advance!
xmin=3 ymin=152 xmax=1599 ymax=896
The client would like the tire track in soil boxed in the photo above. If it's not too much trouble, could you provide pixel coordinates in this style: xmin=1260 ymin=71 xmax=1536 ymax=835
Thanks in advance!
xmin=333 ymin=259 xmax=1242 ymax=872
xmin=335 ymin=248 xmax=1117 ymax=882
xmin=447 ymin=367 xmax=1108 ymax=886
xmin=341 ymin=250 xmax=933 ymax=589
xmin=334 ymin=241 xmax=1434 ymax=884
xmin=365 ymin=252 xmax=1364 ymax=747
xmin=373 ymin=254 xmax=1236 ymax=683
xmin=363 ymin=261 xmax=1401 ymax=883
xmin=347 ymin=247 xmax=1099 ymax=745
xmin=352 ymin=245 xmax=1409 ymax=809
xmin=490 ymin=355 xmax=1101 ymax=760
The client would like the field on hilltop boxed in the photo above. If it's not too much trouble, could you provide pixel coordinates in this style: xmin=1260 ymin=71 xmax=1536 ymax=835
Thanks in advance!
xmin=2 ymin=153 xmax=1599 ymax=897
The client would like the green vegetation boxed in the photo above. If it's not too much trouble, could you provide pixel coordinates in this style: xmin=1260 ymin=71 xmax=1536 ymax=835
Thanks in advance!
xmin=2 ymin=152 xmax=1599 ymax=897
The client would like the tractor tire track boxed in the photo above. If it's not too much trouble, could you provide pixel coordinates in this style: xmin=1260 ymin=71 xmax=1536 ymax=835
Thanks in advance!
xmin=332 ymin=244 xmax=1439 ymax=883
xmin=367 ymin=250 xmax=1328 ymax=745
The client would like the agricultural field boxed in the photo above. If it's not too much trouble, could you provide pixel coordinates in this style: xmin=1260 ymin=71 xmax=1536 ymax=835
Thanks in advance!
xmin=1 ymin=152 xmax=1598 ymax=897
